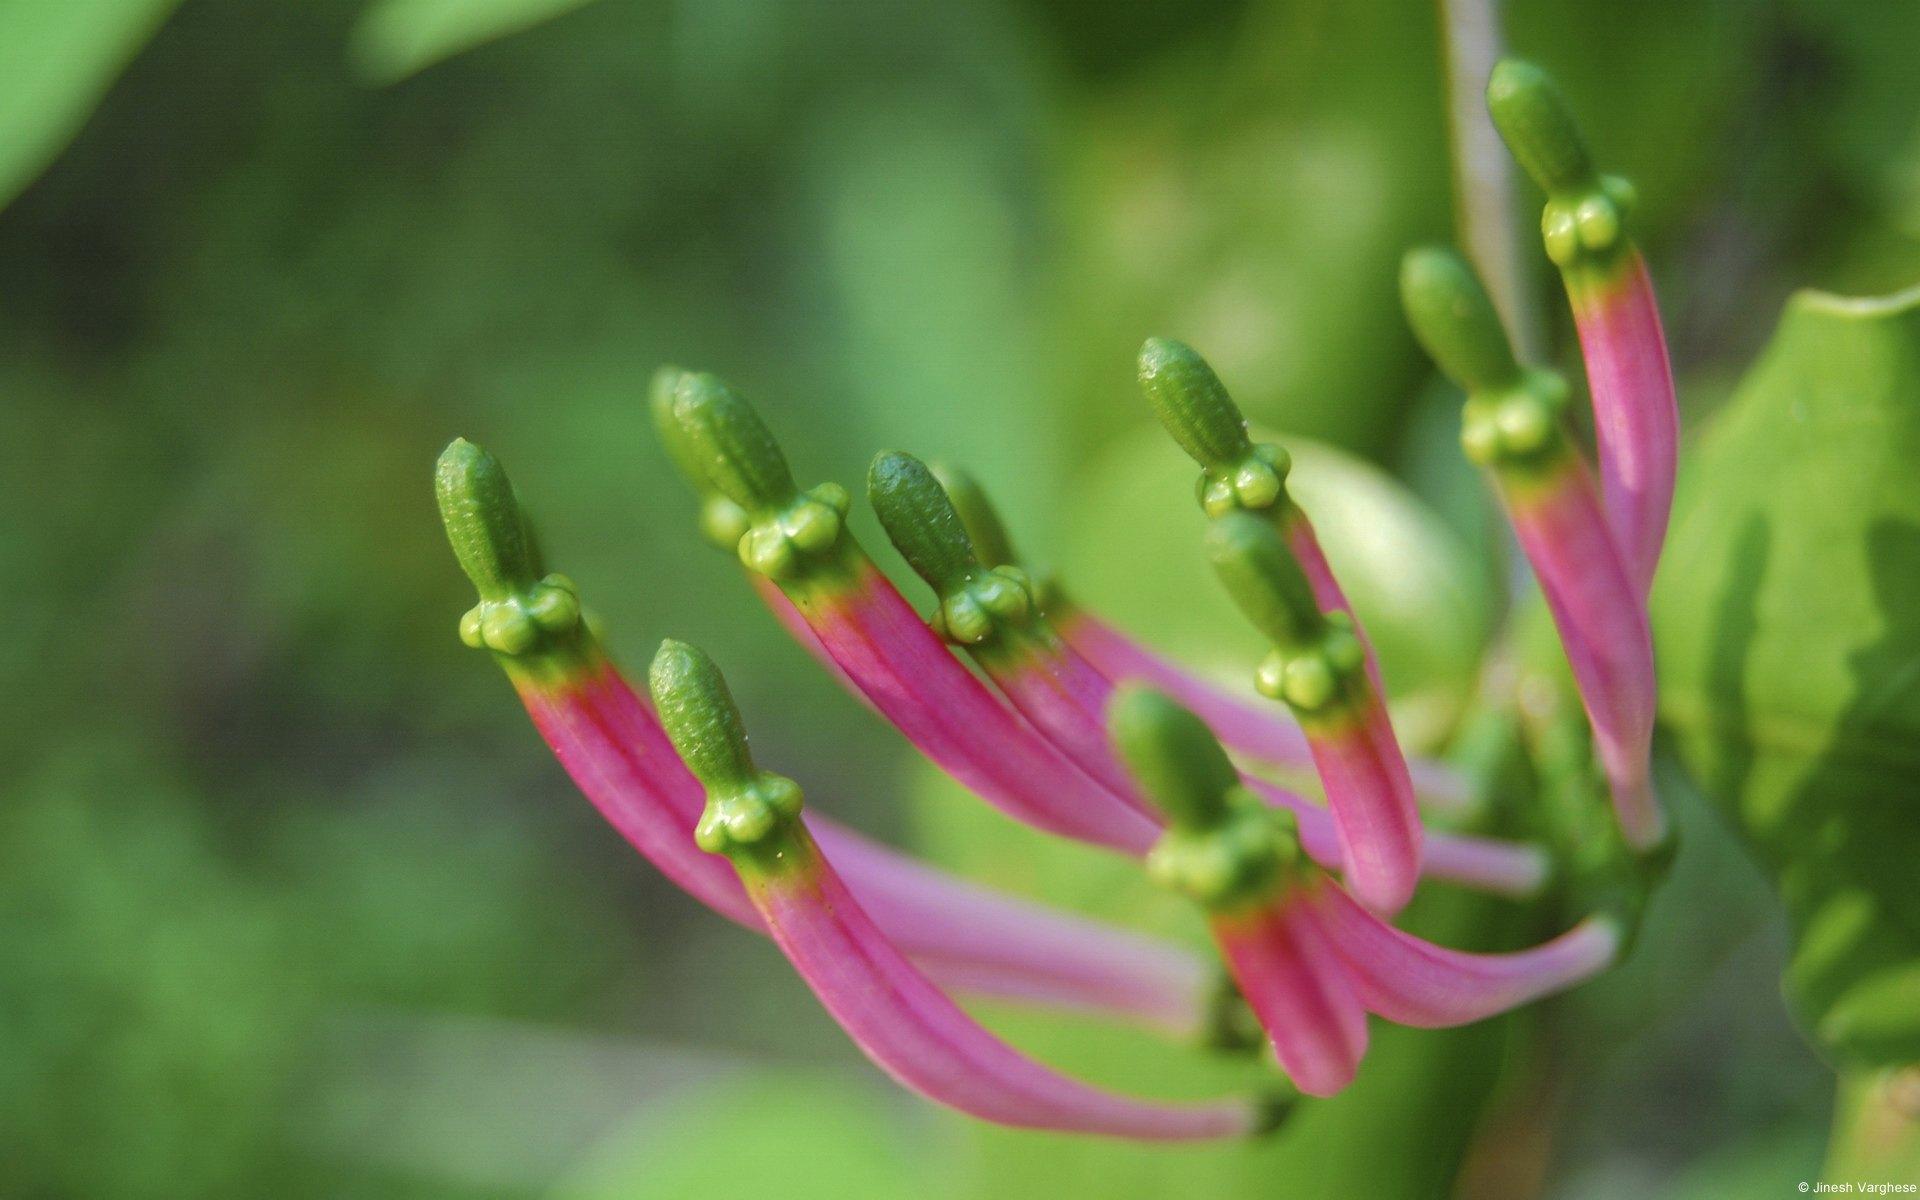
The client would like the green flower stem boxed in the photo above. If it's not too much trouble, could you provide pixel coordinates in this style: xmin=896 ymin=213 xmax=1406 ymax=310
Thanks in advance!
xmin=648 ymin=638 xmax=811 ymax=878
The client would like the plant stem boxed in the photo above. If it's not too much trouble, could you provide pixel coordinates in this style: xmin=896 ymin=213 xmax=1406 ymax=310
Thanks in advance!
xmin=1439 ymin=0 xmax=1542 ymax=362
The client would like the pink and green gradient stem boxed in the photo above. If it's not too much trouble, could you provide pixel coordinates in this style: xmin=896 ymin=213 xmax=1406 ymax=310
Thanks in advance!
xmin=1400 ymin=246 xmax=1665 ymax=850
xmin=651 ymin=640 xmax=1280 ymax=1139
xmin=1499 ymin=460 xmax=1661 ymax=846
xmin=1566 ymin=254 xmax=1676 ymax=597
xmin=1213 ymin=898 xmax=1370 ymax=1097
xmin=1488 ymin=59 xmax=1678 ymax=598
xmin=437 ymin=438 xmax=1211 ymax=1034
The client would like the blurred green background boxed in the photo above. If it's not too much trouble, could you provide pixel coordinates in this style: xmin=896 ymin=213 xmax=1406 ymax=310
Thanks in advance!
xmin=4 ymin=0 xmax=1918 ymax=1196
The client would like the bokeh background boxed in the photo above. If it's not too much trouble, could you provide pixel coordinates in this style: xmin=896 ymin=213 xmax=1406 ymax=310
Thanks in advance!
xmin=4 ymin=0 xmax=1918 ymax=1196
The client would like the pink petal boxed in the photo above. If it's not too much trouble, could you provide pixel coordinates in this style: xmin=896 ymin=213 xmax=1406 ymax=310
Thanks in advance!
xmin=1308 ymin=881 xmax=1619 ymax=1028
xmin=1212 ymin=896 xmax=1370 ymax=1097
xmin=1302 ymin=709 xmax=1423 ymax=915
xmin=1502 ymin=459 xmax=1663 ymax=848
xmin=1060 ymin=609 xmax=1471 ymax=812
xmin=1242 ymin=774 xmax=1546 ymax=899
xmin=752 ymin=836 xmax=1263 ymax=1139
xmin=520 ymin=660 xmax=1207 ymax=1032
xmin=806 ymin=566 xmax=1159 ymax=852
xmin=1571 ymin=253 xmax=1677 ymax=599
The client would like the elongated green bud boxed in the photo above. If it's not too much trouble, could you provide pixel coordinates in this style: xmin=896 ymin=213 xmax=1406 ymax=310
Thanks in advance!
xmin=1138 ymin=338 xmax=1253 ymax=467
xmin=671 ymin=373 xmax=799 ymax=513
xmin=437 ymin=438 xmax=538 ymax=602
xmin=1109 ymin=687 xmax=1240 ymax=831
xmin=649 ymin=639 xmax=804 ymax=861
xmin=1486 ymin=59 xmax=1594 ymax=196
xmin=868 ymin=451 xmax=1035 ymax=647
xmin=668 ymin=372 xmax=851 ymax=579
xmin=1486 ymin=58 xmax=1638 ymax=272
xmin=436 ymin=439 xmax=583 ymax=658
xmin=869 ymin=452 xmax=977 ymax=594
xmin=1399 ymin=249 xmax=1575 ymax=474
xmin=1204 ymin=513 xmax=1324 ymax=650
xmin=1399 ymin=248 xmax=1523 ymax=394
xmin=650 ymin=366 xmax=752 ymax=550
xmin=1205 ymin=514 xmax=1366 ymax=718
xmin=1110 ymin=685 xmax=1297 ymax=910
xmin=929 ymin=460 xmax=1020 ymax=571
xmin=1138 ymin=338 xmax=1292 ymax=517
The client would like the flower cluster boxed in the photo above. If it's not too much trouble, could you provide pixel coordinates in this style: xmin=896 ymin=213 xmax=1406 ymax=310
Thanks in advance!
xmin=434 ymin=59 xmax=1676 ymax=1138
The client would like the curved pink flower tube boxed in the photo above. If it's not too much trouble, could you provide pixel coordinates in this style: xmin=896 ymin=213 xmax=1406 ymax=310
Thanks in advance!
xmin=1307 ymin=879 xmax=1619 ymax=1028
xmin=747 ymin=830 xmax=1267 ymax=1140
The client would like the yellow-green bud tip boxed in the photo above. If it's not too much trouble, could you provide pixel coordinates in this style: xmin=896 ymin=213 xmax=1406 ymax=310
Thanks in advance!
xmin=1109 ymin=687 xmax=1241 ymax=831
xmin=1399 ymin=247 xmax=1523 ymax=394
xmin=1138 ymin=337 xmax=1255 ymax=471
xmin=1204 ymin=512 xmax=1325 ymax=651
xmin=670 ymin=372 xmax=800 ymax=514
xmin=1486 ymin=58 xmax=1596 ymax=197
xmin=436 ymin=437 xmax=537 ymax=602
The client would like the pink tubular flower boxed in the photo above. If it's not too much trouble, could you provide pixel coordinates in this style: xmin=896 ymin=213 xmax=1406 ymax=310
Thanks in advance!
xmin=1488 ymin=58 xmax=1678 ymax=599
xmin=668 ymin=371 xmax=1158 ymax=853
xmin=436 ymin=438 xmax=1209 ymax=1035
xmin=427 ymin=55 xmax=1684 ymax=1148
xmin=1210 ymin=891 xmax=1370 ymax=1096
xmin=1566 ymin=251 xmax=1677 ymax=598
xmin=923 ymin=461 xmax=1476 ymax=813
xmin=1305 ymin=880 xmax=1621 ymax=1029
xmin=1400 ymin=246 xmax=1666 ymax=851
xmin=1204 ymin=511 xmax=1424 ymax=914
xmin=1110 ymin=687 xmax=1619 ymax=1097
xmin=647 ymin=638 xmax=1279 ymax=1140
xmin=864 ymin=450 xmax=1541 ymax=903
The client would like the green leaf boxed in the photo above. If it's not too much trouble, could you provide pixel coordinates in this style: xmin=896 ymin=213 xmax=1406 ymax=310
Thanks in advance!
xmin=1655 ymin=285 xmax=1920 ymax=1069
xmin=350 ymin=0 xmax=604 ymax=84
xmin=0 ymin=0 xmax=179 ymax=210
